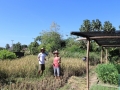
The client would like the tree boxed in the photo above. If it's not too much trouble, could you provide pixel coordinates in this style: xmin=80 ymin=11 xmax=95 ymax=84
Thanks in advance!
xmin=40 ymin=31 xmax=61 ymax=52
xmin=35 ymin=36 xmax=41 ymax=42
xmin=79 ymin=19 xmax=103 ymax=52
xmin=91 ymin=19 xmax=102 ymax=31
xmin=79 ymin=19 xmax=91 ymax=32
xmin=13 ymin=42 xmax=21 ymax=52
xmin=50 ymin=22 xmax=60 ymax=32
xmin=91 ymin=20 xmax=96 ymax=31
xmin=5 ymin=44 xmax=10 ymax=50
xmin=21 ymin=44 xmax=28 ymax=51
xmin=28 ymin=41 xmax=39 ymax=55
xmin=119 ymin=25 xmax=120 ymax=30
xmin=95 ymin=19 xmax=102 ymax=31
xmin=103 ymin=21 xmax=116 ymax=32
xmin=38 ymin=22 xmax=62 ymax=52
xmin=64 ymin=37 xmax=82 ymax=52
xmin=21 ymin=44 xmax=28 ymax=49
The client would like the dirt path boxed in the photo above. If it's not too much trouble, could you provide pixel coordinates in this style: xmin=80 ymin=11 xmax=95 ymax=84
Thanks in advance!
xmin=59 ymin=66 xmax=98 ymax=90
xmin=89 ymin=66 xmax=98 ymax=87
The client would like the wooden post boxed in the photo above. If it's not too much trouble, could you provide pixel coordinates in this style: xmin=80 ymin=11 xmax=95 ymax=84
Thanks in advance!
xmin=101 ymin=47 xmax=103 ymax=64
xmin=86 ymin=39 xmax=90 ymax=90
xmin=106 ymin=48 xmax=108 ymax=63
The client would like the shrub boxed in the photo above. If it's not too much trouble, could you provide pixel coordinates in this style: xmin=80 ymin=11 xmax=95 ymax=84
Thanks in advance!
xmin=114 ymin=64 xmax=120 ymax=73
xmin=89 ymin=52 xmax=100 ymax=65
xmin=108 ymin=55 xmax=119 ymax=63
xmin=59 ymin=50 xmax=86 ymax=58
xmin=96 ymin=63 xmax=118 ymax=84
xmin=0 ymin=50 xmax=16 ymax=60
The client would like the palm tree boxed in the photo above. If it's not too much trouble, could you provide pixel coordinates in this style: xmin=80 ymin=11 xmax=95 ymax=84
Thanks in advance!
xmin=103 ymin=21 xmax=115 ymax=32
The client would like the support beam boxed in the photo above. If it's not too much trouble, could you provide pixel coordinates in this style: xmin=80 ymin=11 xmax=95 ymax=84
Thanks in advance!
xmin=90 ymin=36 xmax=120 ymax=39
xmin=106 ymin=49 xmax=108 ymax=63
xmin=102 ymin=45 xmax=120 ymax=47
xmin=76 ymin=37 xmax=86 ymax=41
xmin=86 ymin=39 xmax=90 ymax=90
xmin=101 ymin=47 xmax=103 ymax=64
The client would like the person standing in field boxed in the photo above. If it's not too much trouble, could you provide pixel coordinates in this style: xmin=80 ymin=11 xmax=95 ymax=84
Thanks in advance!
xmin=37 ymin=48 xmax=47 ymax=76
xmin=53 ymin=50 xmax=61 ymax=79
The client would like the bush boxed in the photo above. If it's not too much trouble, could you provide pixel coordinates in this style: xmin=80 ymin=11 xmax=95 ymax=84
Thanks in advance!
xmin=108 ymin=55 xmax=119 ymax=63
xmin=0 ymin=50 xmax=16 ymax=60
xmin=59 ymin=50 xmax=86 ymax=58
xmin=114 ymin=64 xmax=120 ymax=73
xmin=89 ymin=52 xmax=100 ymax=65
xmin=96 ymin=63 xmax=118 ymax=84
xmin=30 ymin=47 xmax=39 ymax=55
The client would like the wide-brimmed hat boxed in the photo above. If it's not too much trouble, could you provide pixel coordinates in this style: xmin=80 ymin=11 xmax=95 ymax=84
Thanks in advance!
xmin=41 ymin=48 xmax=44 ymax=50
xmin=40 ymin=48 xmax=45 ymax=51
xmin=53 ymin=50 xmax=59 ymax=54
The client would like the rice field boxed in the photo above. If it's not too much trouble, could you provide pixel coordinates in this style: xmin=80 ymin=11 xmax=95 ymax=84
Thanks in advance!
xmin=0 ymin=55 xmax=86 ymax=90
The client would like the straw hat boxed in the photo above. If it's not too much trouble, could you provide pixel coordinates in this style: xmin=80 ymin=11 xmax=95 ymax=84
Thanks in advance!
xmin=40 ymin=48 xmax=45 ymax=51
xmin=53 ymin=50 xmax=59 ymax=54
xmin=41 ymin=48 xmax=44 ymax=50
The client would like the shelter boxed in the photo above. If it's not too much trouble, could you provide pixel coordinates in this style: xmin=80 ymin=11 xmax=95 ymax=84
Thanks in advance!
xmin=71 ymin=31 xmax=120 ymax=90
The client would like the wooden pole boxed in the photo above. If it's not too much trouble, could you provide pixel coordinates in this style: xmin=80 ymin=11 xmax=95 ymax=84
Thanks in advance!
xmin=106 ymin=48 xmax=108 ymax=63
xmin=101 ymin=47 xmax=103 ymax=64
xmin=86 ymin=39 xmax=90 ymax=90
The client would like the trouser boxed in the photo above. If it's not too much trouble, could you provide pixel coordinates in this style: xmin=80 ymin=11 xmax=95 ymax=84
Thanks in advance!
xmin=53 ymin=67 xmax=60 ymax=76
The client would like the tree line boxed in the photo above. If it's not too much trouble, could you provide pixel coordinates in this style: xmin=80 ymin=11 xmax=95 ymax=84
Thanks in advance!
xmin=1 ymin=19 xmax=120 ymax=56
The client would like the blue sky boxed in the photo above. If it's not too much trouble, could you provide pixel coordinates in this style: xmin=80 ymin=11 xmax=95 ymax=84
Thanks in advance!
xmin=0 ymin=0 xmax=120 ymax=47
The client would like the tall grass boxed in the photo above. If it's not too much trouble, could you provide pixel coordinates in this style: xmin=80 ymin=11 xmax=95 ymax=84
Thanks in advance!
xmin=0 ymin=55 xmax=86 ymax=90
xmin=0 ymin=55 xmax=38 ymax=79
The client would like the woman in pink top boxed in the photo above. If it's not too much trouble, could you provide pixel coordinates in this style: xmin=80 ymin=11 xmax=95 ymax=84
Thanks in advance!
xmin=53 ymin=50 xmax=61 ymax=79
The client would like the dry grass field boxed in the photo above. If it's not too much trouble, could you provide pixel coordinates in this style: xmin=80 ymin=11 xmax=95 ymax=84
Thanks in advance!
xmin=0 ymin=55 xmax=86 ymax=90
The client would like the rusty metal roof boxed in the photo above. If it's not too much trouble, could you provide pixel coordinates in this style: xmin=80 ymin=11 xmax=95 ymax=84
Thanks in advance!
xmin=71 ymin=31 xmax=120 ymax=47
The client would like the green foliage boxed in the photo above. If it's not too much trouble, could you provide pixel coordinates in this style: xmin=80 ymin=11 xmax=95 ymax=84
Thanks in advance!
xmin=90 ymin=41 xmax=101 ymax=52
xmin=79 ymin=19 xmax=91 ymax=32
xmin=59 ymin=50 xmax=86 ymax=58
xmin=90 ymin=84 xmax=118 ymax=90
xmin=108 ymin=48 xmax=120 ymax=63
xmin=64 ymin=37 xmax=85 ymax=51
xmin=114 ymin=64 xmax=120 ymax=74
xmin=0 ymin=50 xmax=16 ymax=60
xmin=91 ymin=19 xmax=102 ymax=31
xmin=103 ymin=21 xmax=116 ymax=32
xmin=40 ymin=30 xmax=61 ymax=52
xmin=30 ymin=47 xmax=39 ymax=55
xmin=24 ymin=48 xmax=30 ymax=56
xmin=21 ymin=44 xmax=28 ymax=51
xmin=28 ymin=41 xmax=39 ymax=55
xmin=0 ymin=47 xmax=5 ymax=50
xmin=35 ymin=36 xmax=41 ymax=42
xmin=96 ymin=63 xmax=118 ymax=84
xmin=12 ymin=42 xmax=21 ymax=52
xmin=33 ymin=22 xmax=63 ymax=52
xmin=5 ymin=44 xmax=10 ymax=50
xmin=65 ymin=37 xmax=80 ymax=46
xmin=65 ymin=45 xmax=81 ymax=52
xmin=89 ymin=52 xmax=100 ymax=65
xmin=108 ymin=56 xmax=119 ymax=63
xmin=79 ymin=19 xmax=116 ymax=32
xmin=79 ymin=40 xmax=87 ymax=50
xmin=109 ymin=48 xmax=119 ymax=56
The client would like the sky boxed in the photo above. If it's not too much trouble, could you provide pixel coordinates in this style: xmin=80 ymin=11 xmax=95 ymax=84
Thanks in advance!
xmin=0 ymin=0 xmax=120 ymax=48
